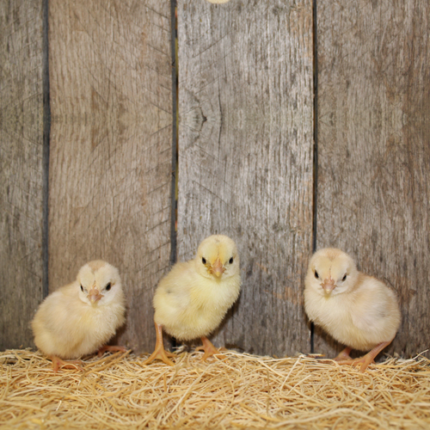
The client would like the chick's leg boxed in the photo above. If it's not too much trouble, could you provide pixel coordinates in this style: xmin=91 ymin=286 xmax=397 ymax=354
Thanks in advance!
xmin=357 ymin=341 xmax=391 ymax=373
xmin=97 ymin=345 xmax=128 ymax=357
xmin=196 ymin=337 xmax=227 ymax=361
xmin=334 ymin=347 xmax=352 ymax=361
xmin=142 ymin=322 xmax=175 ymax=366
xmin=50 ymin=356 xmax=83 ymax=373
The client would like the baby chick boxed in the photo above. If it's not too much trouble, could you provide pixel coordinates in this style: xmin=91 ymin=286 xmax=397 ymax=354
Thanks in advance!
xmin=304 ymin=248 xmax=401 ymax=372
xmin=143 ymin=234 xmax=241 ymax=366
xmin=32 ymin=260 xmax=126 ymax=371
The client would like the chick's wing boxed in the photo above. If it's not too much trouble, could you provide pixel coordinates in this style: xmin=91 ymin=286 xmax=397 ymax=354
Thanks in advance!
xmin=350 ymin=276 xmax=395 ymax=332
xmin=154 ymin=262 xmax=194 ymax=310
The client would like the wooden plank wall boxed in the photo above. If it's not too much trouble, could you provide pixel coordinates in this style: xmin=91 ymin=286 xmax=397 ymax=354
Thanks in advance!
xmin=1 ymin=0 xmax=429 ymax=358
xmin=0 ymin=0 xmax=48 ymax=349
xmin=316 ymin=0 xmax=430 ymax=357
xmin=177 ymin=0 xmax=314 ymax=356
xmin=48 ymin=0 xmax=173 ymax=352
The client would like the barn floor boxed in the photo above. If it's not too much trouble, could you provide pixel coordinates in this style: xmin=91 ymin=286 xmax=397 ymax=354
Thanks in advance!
xmin=1 ymin=348 xmax=429 ymax=429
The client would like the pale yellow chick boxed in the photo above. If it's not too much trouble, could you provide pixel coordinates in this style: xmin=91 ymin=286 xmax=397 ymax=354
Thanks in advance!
xmin=143 ymin=235 xmax=241 ymax=366
xmin=32 ymin=260 xmax=126 ymax=371
xmin=304 ymin=248 xmax=401 ymax=372
xmin=207 ymin=0 xmax=230 ymax=3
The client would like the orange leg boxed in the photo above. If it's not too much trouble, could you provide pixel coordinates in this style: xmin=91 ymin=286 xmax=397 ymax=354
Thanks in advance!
xmin=195 ymin=336 xmax=227 ymax=361
xmin=334 ymin=347 xmax=352 ymax=361
xmin=337 ymin=341 xmax=391 ymax=373
xmin=97 ymin=345 xmax=128 ymax=357
xmin=50 ymin=356 xmax=83 ymax=373
xmin=142 ymin=322 xmax=175 ymax=366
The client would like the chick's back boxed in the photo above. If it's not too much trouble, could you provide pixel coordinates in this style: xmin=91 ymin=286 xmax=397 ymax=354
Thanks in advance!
xmin=154 ymin=261 xmax=240 ymax=341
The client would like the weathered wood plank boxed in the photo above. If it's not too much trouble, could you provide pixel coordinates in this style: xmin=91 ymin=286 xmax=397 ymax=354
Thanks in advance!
xmin=0 ymin=0 xmax=48 ymax=349
xmin=316 ymin=0 xmax=430 ymax=357
xmin=178 ymin=0 xmax=314 ymax=356
xmin=48 ymin=0 xmax=173 ymax=352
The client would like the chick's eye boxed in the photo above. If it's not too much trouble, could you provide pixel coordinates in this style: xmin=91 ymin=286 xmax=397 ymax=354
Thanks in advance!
xmin=105 ymin=283 xmax=111 ymax=291
xmin=314 ymin=271 xmax=319 ymax=279
xmin=342 ymin=274 xmax=347 ymax=281
xmin=229 ymin=257 xmax=234 ymax=264
xmin=202 ymin=257 xmax=207 ymax=265
xmin=80 ymin=285 xmax=84 ymax=292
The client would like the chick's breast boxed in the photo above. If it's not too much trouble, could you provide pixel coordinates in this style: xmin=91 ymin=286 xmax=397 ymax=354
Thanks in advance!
xmin=154 ymin=262 xmax=240 ymax=341
xmin=304 ymin=282 xmax=360 ymax=345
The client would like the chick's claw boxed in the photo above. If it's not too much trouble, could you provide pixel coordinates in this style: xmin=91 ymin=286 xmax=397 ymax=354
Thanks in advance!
xmin=142 ymin=322 xmax=175 ymax=366
xmin=336 ymin=357 xmax=373 ymax=373
xmin=196 ymin=337 xmax=227 ymax=361
xmin=142 ymin=348 xmax=175 ymax=367
xmin=50 ymin=356 xmax=83 ymax=373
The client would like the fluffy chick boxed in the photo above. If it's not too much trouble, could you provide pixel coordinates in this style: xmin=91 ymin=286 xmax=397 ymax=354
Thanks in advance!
xmin=143 ymin=235 xmax=241 ymax=366
xmin=304 ymin=248 xmax=401 ymax=372
xmin=32 ymin=260 xmax=126 ymax=371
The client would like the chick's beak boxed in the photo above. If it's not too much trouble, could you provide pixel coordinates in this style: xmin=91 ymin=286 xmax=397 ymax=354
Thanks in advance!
xmin=209 ymin=258 xmax=226 ymax=278
xmin=321 ymin=277 xmax=336 ymax=294
xmin=88 ymin=287 xmax=103 ymax=303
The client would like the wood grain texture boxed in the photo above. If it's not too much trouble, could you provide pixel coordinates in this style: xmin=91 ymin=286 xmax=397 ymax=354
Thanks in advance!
xmin=0 ymin=0 xmax=48 ymax=349
xmin=178 ymin=0 xmax=314 ymax=356
xmin=48 ymin=0 xmax=173 ymax=352
xmin=316 ymin=0 xmax=430 ymax=357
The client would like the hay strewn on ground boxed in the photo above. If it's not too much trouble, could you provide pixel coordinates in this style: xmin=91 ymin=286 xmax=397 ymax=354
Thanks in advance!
xmin=1 ymin=348 xmax=429 ymax=429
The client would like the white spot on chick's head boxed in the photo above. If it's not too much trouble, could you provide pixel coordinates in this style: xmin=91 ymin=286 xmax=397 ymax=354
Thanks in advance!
xmin=77 ymin=260 xmax=122 ymax=306
xmin=195 ymin=235 xmax=240 ymax=281
xmin=306 ymin=248 xmax=359 ymax=297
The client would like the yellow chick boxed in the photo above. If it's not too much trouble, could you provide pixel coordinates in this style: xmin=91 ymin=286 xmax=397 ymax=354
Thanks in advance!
xmin=304 ymin=248 xmax=401 ymax=372
xmin=143 ymin=234 xmax=241 ymax=366
xmin=32 ymin=260 xmax=126 ymax=371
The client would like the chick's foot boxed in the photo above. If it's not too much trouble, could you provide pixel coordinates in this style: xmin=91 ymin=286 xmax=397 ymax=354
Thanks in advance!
xmin=196 ymin=337 xmax=227 ymax=361
xmin=336 ymin=341 xmax=391 ymax=373
xmin=319 ymin=347 xmax=352 ymax=365
xmin=142 ymin=322 xmax=175 ymax=366
xmin=50 ymin=356 xmax=83 ymax=373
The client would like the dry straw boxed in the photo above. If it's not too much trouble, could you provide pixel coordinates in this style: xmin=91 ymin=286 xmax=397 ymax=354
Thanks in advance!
xmin=1 ymin=348 xmax=429 ymax=429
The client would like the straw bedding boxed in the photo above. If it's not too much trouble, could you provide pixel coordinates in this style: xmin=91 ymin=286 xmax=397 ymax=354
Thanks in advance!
xmin=1 ymin=348 xmax=429 ymax=429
